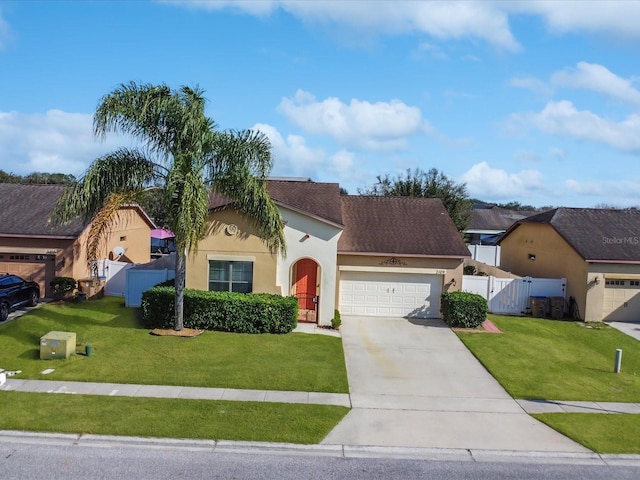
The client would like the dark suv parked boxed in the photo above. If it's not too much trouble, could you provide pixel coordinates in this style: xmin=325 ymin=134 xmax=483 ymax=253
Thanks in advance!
xmin=0 ymin=274 xmax=40 ymax=322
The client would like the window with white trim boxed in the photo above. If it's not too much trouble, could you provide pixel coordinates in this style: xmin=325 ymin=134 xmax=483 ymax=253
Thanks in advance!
xmin=208 ymin=260 xmax=253 ymax=293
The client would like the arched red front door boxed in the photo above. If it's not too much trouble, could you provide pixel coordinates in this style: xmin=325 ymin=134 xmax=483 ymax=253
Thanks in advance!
xmin=294 ymin=259 xmax=317 ymax=312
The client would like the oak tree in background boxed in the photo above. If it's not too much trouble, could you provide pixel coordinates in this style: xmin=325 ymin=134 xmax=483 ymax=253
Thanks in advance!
xmin=360 ymin=168 xmax=471 ymax=230
xmin=53 ymin=82 xmax=285 ymax=330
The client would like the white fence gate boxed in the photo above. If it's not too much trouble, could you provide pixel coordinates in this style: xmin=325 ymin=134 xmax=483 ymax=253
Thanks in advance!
xmin=462 ymin=275 xmax=566 ymax=315
xmin=104 ymin=261 xmax=133 ymax=297
xmin=125 ymin=268 xmax=175 ymax=307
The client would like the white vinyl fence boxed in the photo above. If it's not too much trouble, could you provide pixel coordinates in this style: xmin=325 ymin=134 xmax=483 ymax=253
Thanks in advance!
xmin=462 ymin=275 xmax=566 ymax=315
xmin=125 ymin=268 xmax=175 ymax=307
xmin=467 ymin=245 xmax=501 ymax=267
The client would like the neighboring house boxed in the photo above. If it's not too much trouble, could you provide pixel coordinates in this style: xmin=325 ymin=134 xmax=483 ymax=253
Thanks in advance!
xmin=186 ymin=179 xmax=470 ymax=325
xmin=0 ymin=184 xmax=154 ymax=297
xmin=499 ymin=207 xmax=640 ymax=322
xmin=464 ymin=205 xmax=534 ymax=245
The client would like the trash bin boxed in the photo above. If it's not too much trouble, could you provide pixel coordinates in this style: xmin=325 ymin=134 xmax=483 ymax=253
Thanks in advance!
xmin=530 ymin=296 xmax=549 ymax=318
xmin=78 ymin=278 xmax=105 ymax=299
xmin=550 ymin=297 xmax=565 ymax=319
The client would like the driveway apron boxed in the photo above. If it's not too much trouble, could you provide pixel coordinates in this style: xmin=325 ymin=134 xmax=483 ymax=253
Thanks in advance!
xmin=321 ymin=316 xmax=588 ymax=452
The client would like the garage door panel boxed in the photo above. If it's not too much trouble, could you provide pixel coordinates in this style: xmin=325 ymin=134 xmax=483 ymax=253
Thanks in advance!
xmin=603 ymin=283 xmax=640 ymax=321
xmin=339 ymin=271 xmax=442 ymax=318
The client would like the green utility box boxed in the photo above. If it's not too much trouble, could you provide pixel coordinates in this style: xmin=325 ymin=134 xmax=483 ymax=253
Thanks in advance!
xmin=40 ymin=331 xmax=76 ymax=360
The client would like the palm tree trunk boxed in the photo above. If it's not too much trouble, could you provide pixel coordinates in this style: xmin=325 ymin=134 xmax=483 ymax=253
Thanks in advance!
xmin=174 ymin=249 xmax=187 ymax=331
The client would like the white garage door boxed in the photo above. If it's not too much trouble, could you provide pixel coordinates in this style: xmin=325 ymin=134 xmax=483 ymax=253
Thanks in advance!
xmin=603 ymin=279 xmax=640 ymax=322
xmin=339 ymin=271 xmax=442 ymax=318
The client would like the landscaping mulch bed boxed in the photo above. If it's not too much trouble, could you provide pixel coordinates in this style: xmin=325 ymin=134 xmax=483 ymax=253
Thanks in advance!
xmin=150 ymin=328 xmax=204 ymax=338
xmin=452 ymin=319 xmax=502 ymax=334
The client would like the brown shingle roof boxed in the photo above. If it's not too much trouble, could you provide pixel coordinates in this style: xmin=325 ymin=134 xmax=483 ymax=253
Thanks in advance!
xmin=209 ymin=179 xmax=344 ymax=227
xmin=467 ymin=206 xmax=535 ymax=231
xmin=0 ymin=184 xmax=85 ymax=237
xmin=338 ymin=196 xmax=470 ymax=257
xmin=502 ymin=207 xmax=640 ymax=262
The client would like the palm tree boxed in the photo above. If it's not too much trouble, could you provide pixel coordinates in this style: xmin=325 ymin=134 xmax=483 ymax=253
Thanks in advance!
xmin=53 ymin=82 xmax=285 ymax=330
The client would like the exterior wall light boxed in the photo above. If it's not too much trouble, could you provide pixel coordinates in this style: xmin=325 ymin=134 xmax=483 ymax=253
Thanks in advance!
xmin=528 ymin=254 xmax=536 ymax=261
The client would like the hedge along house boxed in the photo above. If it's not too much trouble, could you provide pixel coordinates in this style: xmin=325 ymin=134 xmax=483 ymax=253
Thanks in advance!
xmin=0 ymin=183 xmax=154 ymax=297
xmin=499 ymin=207 xmax=640 ymax=322
xmin=185 ymin=179 xmax=470 ymax=326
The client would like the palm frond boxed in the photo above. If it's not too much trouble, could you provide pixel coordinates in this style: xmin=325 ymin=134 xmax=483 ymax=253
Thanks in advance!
xmin=85 ymin=192 xmax=144 ymax=276
xmin=51 ymin=149 xmax=159 ymax=225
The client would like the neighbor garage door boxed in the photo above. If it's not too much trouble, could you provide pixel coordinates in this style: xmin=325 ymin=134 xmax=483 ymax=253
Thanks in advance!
xmin=602 ymin=279 xmax=640 ymax=322
xmin=0 ymin=253 xmax=55 ymax=298
xmin=339 ymin=271 xmax=442 ymax=318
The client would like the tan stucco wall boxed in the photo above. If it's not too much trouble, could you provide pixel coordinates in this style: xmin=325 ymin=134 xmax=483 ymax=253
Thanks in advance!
xmin=500 ymin=223 xmax=588 ymax=319
xmin=336 ymin=254 xmax=465 ymax=304
xmin=73 ymin=207 xmax=152 ymax=280
xmin=186 ymin=209 xmax=279 ymax=294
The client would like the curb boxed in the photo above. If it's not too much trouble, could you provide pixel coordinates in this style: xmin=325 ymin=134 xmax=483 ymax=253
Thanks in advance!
xmin=1 ymin=430 xmax=639 ymax=466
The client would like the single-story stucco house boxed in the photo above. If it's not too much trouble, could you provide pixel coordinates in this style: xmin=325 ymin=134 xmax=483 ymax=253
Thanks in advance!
xmin=499 ymin=207 xmax=640 ymax=322
xmin=0 ymin=183 xmax=154 ymax=297
xmin=185 ymin=178 xmax=471 ymax=326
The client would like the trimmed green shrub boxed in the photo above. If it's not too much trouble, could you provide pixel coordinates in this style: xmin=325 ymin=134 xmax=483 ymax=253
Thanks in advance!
xmin=441 ymin=291 xmax=488 ymax=328
xmin=141 ymin=287 xmax=298 ymax=334
xmin=463 ymin=265 xmax=476 ymax=275
xmin=331 ymin=309 xmax=341 ymax=330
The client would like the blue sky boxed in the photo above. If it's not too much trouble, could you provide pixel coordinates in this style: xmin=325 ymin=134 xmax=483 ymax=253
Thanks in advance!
xmin=1 ymin=1 xmax=640 ymax=208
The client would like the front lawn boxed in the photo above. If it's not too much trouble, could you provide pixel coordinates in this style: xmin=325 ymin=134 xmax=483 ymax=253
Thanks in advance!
xmin=457 ymin=315 xmax=640 ymax=402
xmin=0 ymin=297 xmax=349 ymax=393
xmin=533 ymin=413 xmax=640 ymax=454
xmin=0 ymin=391 xmax=348 ymax=444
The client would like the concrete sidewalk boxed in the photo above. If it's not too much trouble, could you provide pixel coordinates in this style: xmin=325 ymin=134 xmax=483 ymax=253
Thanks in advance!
xmin=0 ymin=378 xmax=351 ymax=407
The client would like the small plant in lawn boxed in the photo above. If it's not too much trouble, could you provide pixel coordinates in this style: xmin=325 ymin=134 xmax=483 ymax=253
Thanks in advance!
xmin=331 ymin=309 xmax=342 ymax=330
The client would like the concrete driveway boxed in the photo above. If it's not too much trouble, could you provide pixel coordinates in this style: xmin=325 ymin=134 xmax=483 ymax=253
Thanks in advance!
xmin=321 ymin=316 xmax=589 ymax=452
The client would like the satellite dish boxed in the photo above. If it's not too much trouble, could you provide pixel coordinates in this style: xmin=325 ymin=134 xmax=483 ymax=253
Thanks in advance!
xmin=113 ymin=246 xmax=126 ymax=257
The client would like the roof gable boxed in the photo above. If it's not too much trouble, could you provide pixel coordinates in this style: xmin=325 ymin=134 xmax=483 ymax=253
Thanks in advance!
xmin=503 ymin=207 xmax=640 ymax=262
xmin=338 ymin=196 xmax=470 ymax=257
xmin=467 ymin=206 xmax=535 ymax=232
xmin=0 ymin=183 xmax=155 ymax=238
xmin=209 ymin=179 xmax=344 ymax=227
xmin=0 ymin=184 xmax=85 ymax=237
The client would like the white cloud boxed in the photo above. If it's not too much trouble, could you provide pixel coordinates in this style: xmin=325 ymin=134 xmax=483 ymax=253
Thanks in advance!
xmin=161 ymin=0 xmax=277 ymax=16
xmin=516 ymin=1 xmax=640 ymax=39
xmin=549 ymin=147 xmax=566 ymax=160
xmin=253 ymin=123 xmax=372 ymax=190
xmin=513 ymin=150 xmax=543 ymax=164
xmin=414 ymin=42 xmax=447 ymax=60
xmin=461 ymin=161 xmax=544 ymax=198
xmin=172 ymin=1 xmax=520 ymax=51
xmin=508 ymin=75 xmax=553 ymax=97
xmin=551 ymin=62 xmax=640 ymax=107
xmin=277 ymin=90 xmax=430 ymax=151
xmin=565 ymin=178 xmax=640 ymax=199
xmin=0 ymin=9 xmax=10 ymax=49
xmin=169 ymin=1 xmax=640 ymax=52
xmin=0 ymin=110 xmax=133 ymax=176
xmin=510 ymin=100 xmax=640 ymax=152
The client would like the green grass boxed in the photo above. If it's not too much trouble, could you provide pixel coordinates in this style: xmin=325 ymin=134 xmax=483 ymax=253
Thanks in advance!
xmin=457 ymin=315 xmax=640 ymax=402
xmin=533 ymin=413 xmax=640 ymax=454
xmin=0 ymin=391 xmax=349 ymax=444
xmin=0 ymin=297 xmax=349 ymax=393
